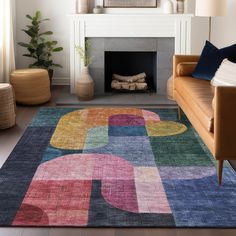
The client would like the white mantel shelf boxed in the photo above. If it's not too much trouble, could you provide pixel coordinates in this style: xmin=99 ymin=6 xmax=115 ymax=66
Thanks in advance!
xmin=69 ymin=13 xmax=193 ymax=17
xmin=69 ymin=14 xmax=194 ymax=93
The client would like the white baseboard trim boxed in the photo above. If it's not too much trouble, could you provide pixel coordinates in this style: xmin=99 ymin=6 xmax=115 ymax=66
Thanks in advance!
xmin=52 ymin=77 xmax=70 ymax=86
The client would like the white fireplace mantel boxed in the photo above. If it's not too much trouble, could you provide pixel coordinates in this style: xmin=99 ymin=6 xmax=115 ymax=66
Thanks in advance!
xmin=69 ymin=14 xmax=193 ymax=93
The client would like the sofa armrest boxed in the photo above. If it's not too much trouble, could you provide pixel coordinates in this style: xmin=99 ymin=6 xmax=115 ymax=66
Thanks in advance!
xmin=173 ymin=55 xmax=200 ymax=78
xmin=214 ymin=86 xmax=236 ymax=160
xmin=177 ymin=62 xmax=198 ymax=77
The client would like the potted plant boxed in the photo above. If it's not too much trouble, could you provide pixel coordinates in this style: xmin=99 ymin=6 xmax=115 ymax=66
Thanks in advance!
xmin=75 ymin=39 xmax=94 ymax=101
xmin=18 ymin=11 xmax=63 ymax=84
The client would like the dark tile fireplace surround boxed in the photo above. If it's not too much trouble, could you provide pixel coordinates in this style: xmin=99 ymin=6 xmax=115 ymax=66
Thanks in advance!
xmin=88 ymin=38 xmax=174 ymax=95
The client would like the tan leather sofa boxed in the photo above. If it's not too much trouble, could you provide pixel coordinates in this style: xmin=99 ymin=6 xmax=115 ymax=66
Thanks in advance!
xmin=173 ymin=55 xmax=236 ymax=185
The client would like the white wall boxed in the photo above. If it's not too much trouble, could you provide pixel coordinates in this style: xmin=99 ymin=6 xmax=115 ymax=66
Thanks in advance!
xmin=191 ymin=0 xmax=236 ymax=49
xmin=212 ymin=0 xmax=236 ymax=47
xmin=15 ymin=0 xmax=75 ymax=82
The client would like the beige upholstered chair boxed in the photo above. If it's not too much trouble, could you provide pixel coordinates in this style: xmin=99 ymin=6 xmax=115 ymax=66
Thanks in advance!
xmin=10 ymin=69 xmax=51 ymax=105
xmin=0 ymin=83 xmax=16 ymax=129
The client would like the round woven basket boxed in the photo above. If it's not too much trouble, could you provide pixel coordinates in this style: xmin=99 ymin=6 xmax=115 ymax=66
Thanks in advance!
xmin=167 ymin=76 xmax=175 ymax=101
xmin=10 ymin=69 xmax=51 ymax=105
xmin=0 ymin=84 xmax=16 ymax=129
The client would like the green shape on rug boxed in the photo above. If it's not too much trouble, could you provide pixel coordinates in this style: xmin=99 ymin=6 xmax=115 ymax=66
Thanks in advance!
xmin=150 ymin=126 xmax=215 ymax=167
xmin=85 ymin=126 xmax=109 ymax=149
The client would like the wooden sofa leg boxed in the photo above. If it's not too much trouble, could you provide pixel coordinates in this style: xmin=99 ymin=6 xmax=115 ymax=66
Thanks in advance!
xmin=217 ymin=160 xmax=224 ymax=186
xmin=178 ymin=106 xmax=182 ymax=120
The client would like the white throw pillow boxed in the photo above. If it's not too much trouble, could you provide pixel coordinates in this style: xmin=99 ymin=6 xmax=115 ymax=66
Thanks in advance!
xmin=211 ymin=59 xmax=236 ymax=87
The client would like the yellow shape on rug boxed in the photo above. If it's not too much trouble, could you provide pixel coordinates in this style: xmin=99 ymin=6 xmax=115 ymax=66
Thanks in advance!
xmin=147 ymin=121 xmax=187 ymax=137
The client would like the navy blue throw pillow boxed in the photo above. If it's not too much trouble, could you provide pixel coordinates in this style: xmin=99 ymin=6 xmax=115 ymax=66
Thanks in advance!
xmin=192 ymin=41 xmax=236 ymax=81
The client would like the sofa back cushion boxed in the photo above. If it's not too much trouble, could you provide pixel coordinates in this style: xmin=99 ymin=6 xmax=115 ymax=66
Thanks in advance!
xmin=211 ymin=59 xmax=236 ymax=87
xmin=192 ymin=41 xmax=236 ymax=81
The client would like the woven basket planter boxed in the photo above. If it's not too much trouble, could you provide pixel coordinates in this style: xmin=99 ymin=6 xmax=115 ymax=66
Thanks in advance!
xmin=10 ymin=69 xmax=51 ymax=105
xmin=0 ymin=84 xmax=16 ymax=129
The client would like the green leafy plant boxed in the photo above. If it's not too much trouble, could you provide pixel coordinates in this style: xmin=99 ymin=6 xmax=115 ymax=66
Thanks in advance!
xmin=75 ymin=39 xmax=93 ymax=67
xmin=18 ymin=11 xmax=63 ymax=73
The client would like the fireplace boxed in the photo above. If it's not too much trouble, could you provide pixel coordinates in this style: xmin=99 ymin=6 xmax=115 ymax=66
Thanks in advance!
xmin=83 ymin=37 xmax=174 ymax=95
xmin=105 ymin=51 xmax=157 ymax=93
xmin=69 ymin=14 xmax=194 ymax=94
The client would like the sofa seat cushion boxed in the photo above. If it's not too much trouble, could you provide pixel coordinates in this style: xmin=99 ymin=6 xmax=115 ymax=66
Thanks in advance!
xmin=175 ymin=76 xmax=214 ymax=132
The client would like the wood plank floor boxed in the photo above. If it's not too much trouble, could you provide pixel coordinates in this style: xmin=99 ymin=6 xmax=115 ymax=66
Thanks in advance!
xmin=0 ymin=86 xmax=235 ymax=236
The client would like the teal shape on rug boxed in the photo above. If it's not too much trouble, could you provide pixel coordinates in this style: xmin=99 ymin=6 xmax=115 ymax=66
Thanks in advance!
xmin=85 ymin=126 xmax=109 ymax=149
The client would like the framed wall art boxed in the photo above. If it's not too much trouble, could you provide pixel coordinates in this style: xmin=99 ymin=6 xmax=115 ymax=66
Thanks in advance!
xmin=103 ymin=0 xmax=158 ymax=8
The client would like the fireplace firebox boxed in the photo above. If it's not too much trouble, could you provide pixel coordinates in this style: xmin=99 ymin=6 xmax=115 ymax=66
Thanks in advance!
xmin=105 ymin=51 xmax=157 ymax=93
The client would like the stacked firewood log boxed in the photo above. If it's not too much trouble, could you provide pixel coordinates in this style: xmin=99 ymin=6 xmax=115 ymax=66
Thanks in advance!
xmin=111 ymin=72 xmax=148 ymax=91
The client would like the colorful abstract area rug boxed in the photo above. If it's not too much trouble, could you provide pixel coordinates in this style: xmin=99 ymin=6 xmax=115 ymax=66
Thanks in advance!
xmin=0 ymin=108 xmax=236 ymax=228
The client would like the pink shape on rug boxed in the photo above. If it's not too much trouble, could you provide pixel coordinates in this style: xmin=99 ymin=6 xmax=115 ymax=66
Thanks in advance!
xmin=13 ymin=204 xmax=49 ymax=225
xmin=102 ymin=180 xmax=139 ymax=213
xmin=142 ymin=110 xmax=161 ymax=122
xmin=109 ymin=114 xmax=145 ymax=126
xmin=134 ymin=167 xmax=172 ymax=214
xmin=159 ymin=167 xmax=216 ymax=180
xmin=13 ymin=180 xmax=92 ymax=226
xmin=14 ymin=154 xmax=140 ymax=225
xmin=34 ymin=154 xmax=95 ymax=181
xmin=92 ymin=154 xmax=134 ymax=180
xmin=14 ymin=154 xmax=171 ymax=225
xmin=34 ymin=154 xmax=134 ymax=181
